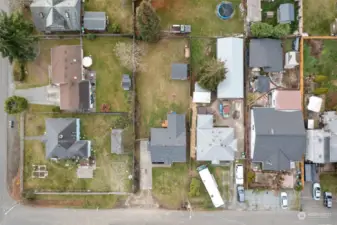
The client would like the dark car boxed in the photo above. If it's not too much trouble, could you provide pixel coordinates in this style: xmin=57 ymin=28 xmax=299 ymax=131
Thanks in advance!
xmin=324 ymin=192 xmax=332 ymax=208
xmin=8 ymin=120 xmax=14 ymax=128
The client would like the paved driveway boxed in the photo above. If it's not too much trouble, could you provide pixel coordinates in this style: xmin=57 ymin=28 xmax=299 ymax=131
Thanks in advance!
xmin=140 ymin=140 xmax=152 ymax=190
xmin=14 ymin=85 xmax=59 ymax=105
xmin=301 ymin=182 xmax=328 ymax=213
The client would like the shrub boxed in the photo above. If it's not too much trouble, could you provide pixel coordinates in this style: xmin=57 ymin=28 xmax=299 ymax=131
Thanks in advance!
xmin=314 ymin=75 xmax=328 ymax=83
xmin=108 ymin=22 xmax=121 ymax=33
xmin=13 ymin=61 xmax=26 ymax=82
xmin=313 ymin=88 xmax=329 ymax=95
xmin=86 ymin=33 xmax=97 ymax=41
xmin=52 ymin=106 xmax=61 ymax=113
xmin=188 ymin=178 xmax=201 ymax=197
xmin=22 ymin=189 xmax=36 ymax=201
xmin=4 ymin=96 xmax=28 ymax=114
xmin=247 ymin=170 xmax=255 ymax=184
xmin=273 ymin=24 xmax=291 ymax=38
xmin=250 ymin=22 xmax=274 ymax=38
xmin=136 ymin=1 xmax=161 ymax=42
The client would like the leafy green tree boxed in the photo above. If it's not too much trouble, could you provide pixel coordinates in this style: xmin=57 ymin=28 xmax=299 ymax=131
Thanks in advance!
xmin=188 ymin=178 xmax=201 ymax=197
xmin=4 ymin=96 xmax=28 ymax=114
xmin=314 ymin=75 xmax=328 ymax=83
xmin=0 ymin=11 xmax=38 ymax=64
xmin=197 ymin=59 xmax=227 ymax=91
xmin=273 ymin=24 xmax=291 ymax=38
xmin=313 ymin=88 xmax=328 ymax=95
xmin=250 ymin=22 xmax=274 ymax=38
xmin=136 ymin=1 xmax=161 ymax=42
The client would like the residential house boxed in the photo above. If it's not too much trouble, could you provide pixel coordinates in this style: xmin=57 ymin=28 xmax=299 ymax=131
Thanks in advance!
xmin=277 ymin=3 xmax=295 ymax=24
xmin=45 ymin=118 xmax=91 ymax=159
xmin=217 ymin=37 xmax=244 ymax=99
xmin=196 ymin=115 xmax=237 ymax=164
xmin=51 ymin=45 xmax=91 ymax=111
xmin=30 ymin=0 xmax=81 ymax=32
xmin=111 ymin=129 xmax=123 ymax=154
xmin=83 ymin=12 xmax=107 ymax=31
xmin=149 ymin=113 xmax=186 ymax=165
xmin=249 ymin=39 xmax=283 ymax=72
xmin=270 ymin=90 xmax=302 ymax=111
xmin=250 ymin=108 xmax=306 ymax=171
xmin=247 ymin=0 xmax=262 ymax=22
xmin=193 ymin=83 xmax=211 ymax=104
xmin=171 ymin=63 xmax=188 ymax=80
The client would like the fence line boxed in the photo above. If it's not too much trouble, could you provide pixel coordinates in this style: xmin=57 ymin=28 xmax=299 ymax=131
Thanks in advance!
xmin=35 ymin=192 xmax=131 ymax=196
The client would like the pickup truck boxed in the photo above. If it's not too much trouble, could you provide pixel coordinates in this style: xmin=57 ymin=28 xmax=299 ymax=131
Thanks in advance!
xmin=170 ymin=25 xmax=192 ymax=34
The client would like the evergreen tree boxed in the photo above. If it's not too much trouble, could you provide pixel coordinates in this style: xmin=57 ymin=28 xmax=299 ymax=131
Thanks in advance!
xmin=197 ymin=59 xmax=227 ymax=91
xmin=136 ymin=1 xmax=161 ymax=42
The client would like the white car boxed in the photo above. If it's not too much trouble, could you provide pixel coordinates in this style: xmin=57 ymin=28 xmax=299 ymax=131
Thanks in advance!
xmin=313 ymin=183 xmax=321 ymax=200
xmin=280 ymin=192 xmax=288 ymax=209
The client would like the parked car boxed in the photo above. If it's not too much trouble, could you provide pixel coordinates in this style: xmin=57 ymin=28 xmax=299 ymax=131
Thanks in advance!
xmin=280 ymin=192 xmax=288 ymax=209
xmin=8 ymin=120 xmax=14 ymax=128
xmin=237 ymin=185 xmax=245 ymax=202
xmin=235 ymin=164 xmax=244 ymax=185
xmin=170 ymin=24 xmax=191 ymax=34
xmin=324 ymin=192 xmax=332 ymax=208
xmin=313 ymin=183 xmax=321 ymax=200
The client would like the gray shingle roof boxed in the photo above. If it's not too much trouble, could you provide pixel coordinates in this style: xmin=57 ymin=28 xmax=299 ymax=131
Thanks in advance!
xmin=83 ymin=11 xmax=107 ymax=31
xmin=249 ymin=39 xmax=283 ymax=72
xmin=254 ymin=75 xmax=270 ymax=93
xmin=252 ymin=108 xmax=306 ymax=170
xmin=196 ymin=115 xmax=237 ymax=162
xmin=111 ymin=129 xmax=123 ymax=154
xmin=45 ymin=118 xmax=91 ymax=159
xmin=30 ymin=0 xmax=81 ymax=32
xmin=277 ymin=3 xmax=295 ymax=24
xmin=122 ymin=74 xmax=131 ymax=90
xmin=79 ymin=80 xmax=90 ymax=110
xmin=149 ymin=113 xmax=186 ymax=164
xmin=171 ymin=63 xmax=188 ymax=80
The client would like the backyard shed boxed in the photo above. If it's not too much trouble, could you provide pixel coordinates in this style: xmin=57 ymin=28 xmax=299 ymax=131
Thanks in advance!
xmin=216 ymin=38 xmax=244 ymax=99
xmin=307 ymin=96 xmax=322 ymax=113
xmin=284 ymin=51 xmax=299 ymax=69
xmin=111 ymin=129 xmax=123 ymax=154
xmin=277 ymin=3 xmax=295 ymax=24
xmin=254 ymin=75 xmax=270 ymax=93
xmin=122 ymin=74 xmax=131 ymax=91
xmin=193 ymin=92 xmax=211 ymax=103
xmin=83 ymin=12 xmax=107 ymax=31
xmin=171 ymin=63 xmax=188 ymax=80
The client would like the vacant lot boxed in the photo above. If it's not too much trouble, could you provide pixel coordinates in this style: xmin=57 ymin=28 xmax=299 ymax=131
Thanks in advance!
xmin=152 ymin=0 xmax=243 ymax=35
xmin=16 ymin=39 xmax=80 ymax=89
xmin=303 ymin=0 xmax=337 ymax=35
xmin=85 ymin=0 xmax=132 ymax=33
xmin=152 ymin=163 xmax=189 ymax=209
xmin=24 ymin=114 xmax=133 ymax=192
xmin=320 ymin=173 xmax=337 ymax=194
xmin=136 ymin=39 xmax=190 ymax=137
xmin=83 ymin=38 xmax=131 ymax=112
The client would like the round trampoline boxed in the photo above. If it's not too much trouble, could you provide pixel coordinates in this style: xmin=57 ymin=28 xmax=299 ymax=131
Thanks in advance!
xmin=217 ymin=2 xmax=234 ymax=20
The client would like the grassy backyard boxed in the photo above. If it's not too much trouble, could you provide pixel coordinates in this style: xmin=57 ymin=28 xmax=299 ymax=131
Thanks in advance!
xmin=136 ymin=38 xmax=190 ymax=138
xmin=16 ymin=39 xmax=80 ymax=89
xmin=303 ymin=0 xmax=337 ymax=35
xmin=83 ymin=37 xmax=131 ymax=112
xmin=190 ymin=38 xmax=216 ymax=74
xmin=24 ymin=113 xmax=133 ymax=192
xmin=84 ymin=0 xmax=132 ymax=33
xmin=320 ymin=173 xmax=337 ymax=194
xmin=152 ymin=0 xmax=243 ymax=35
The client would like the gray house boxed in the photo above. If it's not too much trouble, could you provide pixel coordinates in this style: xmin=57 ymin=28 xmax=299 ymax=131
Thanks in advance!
xmin=250 ymin=108 xmax=306 ymax=171
xmin=30 ymin=0 xmax=81 ymax=32
xmin=111 ymin=129 xmax=123 ymax=154
xmin=249 ymin=39 xmax=283 ymax=72
xmin=171 ymin=63 xmax=188 ymax=80
xmin=83 ymin=11 xmax=107 ymax=31
xmin=149 ymin=113 xmax=186 ymax=165
xmin=277 ymin=3 xmax=295 ymax=24
xmin=196 ymin=115 xmax=237 ymax=164
xmin=45 ymin=118 xmax=91 ymax=159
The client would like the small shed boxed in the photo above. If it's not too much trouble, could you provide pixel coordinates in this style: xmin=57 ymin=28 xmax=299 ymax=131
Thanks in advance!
xmin=307 ymin=96 xmax=323 ymax=113
xmin=171 ymin=63 xmax=188 ymax=80
xmin=122 ymin=74 xmax=131 ymax=91
xmin=254 ymin=75 xmax=270 ymax=93
xmin=284 ymin=51 xmax=299 ymax=69
xmin=83 ymin=12 xmax=107 ymax=31
xmin=277 ymin=3 xmax=295 ymax=24
xmin=111 ymin=129 xmax=123 ymax=154
xmin=193 ymin=92 xmax=211 ymax=103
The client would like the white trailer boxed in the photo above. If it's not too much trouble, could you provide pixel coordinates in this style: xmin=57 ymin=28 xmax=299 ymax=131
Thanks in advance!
xmin=197 ymin=165 xmax=224 ymax=208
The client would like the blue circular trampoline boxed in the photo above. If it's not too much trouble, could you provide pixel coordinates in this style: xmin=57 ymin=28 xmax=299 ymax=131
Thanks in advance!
xmin=217 ymin=2 xmax=234 ymax=20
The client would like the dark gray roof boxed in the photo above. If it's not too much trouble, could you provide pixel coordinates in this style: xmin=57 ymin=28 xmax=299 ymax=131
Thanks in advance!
xmin=83 ymin=11 xmax=107 ymax=31
xmin=45 ymin=118 xmax=91 ymax=159
xmin=79 ymin=80 xmax=90 ymax=110
xmin=252 ymin=108 xmax=306 ymax=171
xmin=249 ymin=39 xmax=283 ymax=72
xmin=30 ymin=0 xmax=81 ymax=32
xmin=111 ymin=129 xmax=123 ymax=154
xmin=171 ymin=63 xmax=188 ymax=80
xmin=149 ymin=113 xmax=186 ymax=164
xmin=278 ymin=3 xmax=295 ymax=24
xmin=255 ymin=75 xmax=270 ymax=93
xmin=122 ymin=74 xmax=131 ymax=90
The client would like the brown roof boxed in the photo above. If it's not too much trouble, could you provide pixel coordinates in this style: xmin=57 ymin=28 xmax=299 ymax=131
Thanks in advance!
xmin=51 ymin=45 xmax=82 ymax=84
xmin=60 ymin=83 xmax=80 ymax=111
xmin=274 ymin=90 xmax=301 ymax=110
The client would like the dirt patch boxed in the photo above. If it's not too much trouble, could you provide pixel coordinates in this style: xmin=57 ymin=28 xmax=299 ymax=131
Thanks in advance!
xmin=283 ymin=68 xmax=299 ymax=89
xmin=10 ymin=172 xmax=21 ymax=201
xmin=326 ymin=92 xmax=337 ymax=110
xmin=151 ymin=0 xmax=167 ymax=9
xmin=307 ymin=40 xmax=323 ymax=58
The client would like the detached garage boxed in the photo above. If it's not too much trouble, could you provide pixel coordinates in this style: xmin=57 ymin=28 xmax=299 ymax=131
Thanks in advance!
xmin=216 ymin=38 xmax=244 ymax=99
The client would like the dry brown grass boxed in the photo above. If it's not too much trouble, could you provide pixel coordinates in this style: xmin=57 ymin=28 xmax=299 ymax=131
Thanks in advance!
xmin=136 ymin=39 xmax=190 ymax=137
xmin=25 ymin=113 xmax=46 ymax=136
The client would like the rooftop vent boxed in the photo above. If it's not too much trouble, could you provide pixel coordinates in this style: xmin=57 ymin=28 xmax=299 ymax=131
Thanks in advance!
xmin=65 ymin=12 xmax=70 ymax=18
xmin=59 ymin=134 xmax=63 ymax=139
xmin=270 ymin=128 xmax=274 ymax=134
xmin=39 ymin=12 xmax=44 ymax=18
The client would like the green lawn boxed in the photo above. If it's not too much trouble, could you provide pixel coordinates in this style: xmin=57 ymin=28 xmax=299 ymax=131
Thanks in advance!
xmin=27 ymin=104 xmax=58 ymax=113
xmin=153 ymin=0 xmax=243 ymax=35
xmin=190 ymin=38 xmax=216 ymax=74
xmin=136 ymin=39 xmax=190 ymax=138
xmin=303 ymin=0 xmax=337 ymax=35
xmin=283 ymin=38 xmax=294 ymax=52
xmin=83 ymin=38 xmax=131 ymax=112
xmin=152 ymin=163 xmax=189 ymax=209
xmin=24 ymin=113 xmax=133 ymax=192
xmin=16 ymin=39 xmax=80 ymax=89
xmin=84 ymin=0 xmax=132 ymax=33
xmin=320 ymin=173 xmax=337 ymax=195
